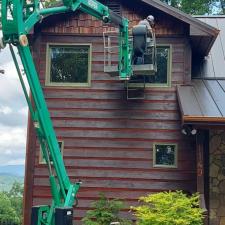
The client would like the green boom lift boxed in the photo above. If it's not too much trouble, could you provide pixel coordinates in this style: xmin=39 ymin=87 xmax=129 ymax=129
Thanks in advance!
xmin=0 ymin=0 xmax=156 ymax=224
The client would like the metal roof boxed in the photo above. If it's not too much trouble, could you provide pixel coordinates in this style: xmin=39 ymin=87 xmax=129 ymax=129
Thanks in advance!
xmin=177 ymin=79 xmax=225 ymax=125
xmin=193 ymin=16 xmax=225 ymax=78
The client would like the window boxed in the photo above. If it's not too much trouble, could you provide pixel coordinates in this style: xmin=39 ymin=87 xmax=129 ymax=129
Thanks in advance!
xmin=39 ymin=141 xmax=64 ymax=164
xmin=46 ymin=44 xmax=92 ymax=87
xmin=145 ymin=46 xmax=171 ymax=87
xmin=153 ymin=143 xmax=177 ymax=168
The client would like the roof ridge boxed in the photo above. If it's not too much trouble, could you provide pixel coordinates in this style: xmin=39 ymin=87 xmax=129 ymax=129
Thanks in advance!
xmin=194 ymin=15 xmax=225 ymax=18
xmin=193 ymin=77 xmax=225 ymax=80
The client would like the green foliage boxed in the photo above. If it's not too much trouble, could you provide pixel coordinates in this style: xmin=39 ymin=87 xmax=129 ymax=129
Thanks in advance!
xmin=0 ymin=0 xmax=2 ymax=28
xmin=0 ymin=193 xmax=20 ymax=224
xmin=180 ymin=0 xmax=212 ymax=15
xmin=82 ymin=193 xmax=132 ymax=225
xmin=161 ymin=0 xmax=225 ymax=15
xmin=44 ymin=0 xmax=61 ymax=8
xmin=0 ymin=182 xmax=23 ymax=225
xmin=7 ymin=181 xmax=24 ymax=223
xmin=132 ymin=191 xmax=204 ymax=225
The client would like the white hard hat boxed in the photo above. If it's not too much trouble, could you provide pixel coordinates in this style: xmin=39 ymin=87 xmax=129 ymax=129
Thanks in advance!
xmin=147 ymin=15 xmax=154 ymax=23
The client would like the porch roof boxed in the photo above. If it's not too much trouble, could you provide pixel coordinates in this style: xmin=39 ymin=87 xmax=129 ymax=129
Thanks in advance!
xmin=177 ymin=79 xmax=225 ymax=126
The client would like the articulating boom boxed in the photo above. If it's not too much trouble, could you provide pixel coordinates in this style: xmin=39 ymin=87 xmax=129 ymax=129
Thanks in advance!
xmin=1 ymin=0 xmax=132 ymax=79
xmin=1 ymin=0 xmax=156 ymax=223
xmin=1 ymin=0 xmax=132 ymax=224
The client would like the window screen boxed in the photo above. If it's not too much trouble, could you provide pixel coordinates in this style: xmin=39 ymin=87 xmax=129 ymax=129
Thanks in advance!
xmin=153 ymin=143 xmax=177 ymax=168
xmin=47 ymin=44 xmax=91 ymax=86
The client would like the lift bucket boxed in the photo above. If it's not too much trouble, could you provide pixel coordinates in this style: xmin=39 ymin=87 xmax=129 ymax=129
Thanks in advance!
xmin=103 ymin=29 xmax=157 ymax=77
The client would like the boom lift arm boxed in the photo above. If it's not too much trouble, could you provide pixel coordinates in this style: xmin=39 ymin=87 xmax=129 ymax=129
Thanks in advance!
xmin=1 ymin=0 xmax=157 ymax=223
xmin=1 ymin=0 xmax=132 ymax=79
xmin=1 ymin=0 xmax=133 ymax=224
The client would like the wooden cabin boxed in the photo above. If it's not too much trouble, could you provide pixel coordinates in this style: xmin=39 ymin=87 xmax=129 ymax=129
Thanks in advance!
xmin=23 ymin=0 xmax=225 ymax=224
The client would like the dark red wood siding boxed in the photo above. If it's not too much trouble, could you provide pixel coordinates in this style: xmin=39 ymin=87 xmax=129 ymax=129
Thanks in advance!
xmin=24 ymin=1 xmax=196 ymax=224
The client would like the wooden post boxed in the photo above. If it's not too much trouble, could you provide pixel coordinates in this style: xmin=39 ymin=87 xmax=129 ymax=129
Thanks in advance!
xmin=23 ymin=111 xmax=37 ymax=225
xmin=196 ymin=130 xmax=209 ymax=225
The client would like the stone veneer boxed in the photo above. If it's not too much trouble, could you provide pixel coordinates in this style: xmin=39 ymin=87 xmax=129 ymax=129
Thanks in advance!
xmin=210 ymin=130 xmax=225 ymax=225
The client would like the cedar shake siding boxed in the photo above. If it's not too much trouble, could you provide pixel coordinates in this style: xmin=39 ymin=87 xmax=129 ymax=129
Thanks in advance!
xmin=24 ymin=1 xmax=197 ymax=224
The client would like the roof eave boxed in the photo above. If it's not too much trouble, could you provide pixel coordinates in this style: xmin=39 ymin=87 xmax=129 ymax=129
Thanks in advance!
xmin=205 ymin=32 xmax=219 ymax=55
xmin=141 ymin=0 xmax=219 ymax=36
xmin=182 ymin=116 xmax=225 ymax=127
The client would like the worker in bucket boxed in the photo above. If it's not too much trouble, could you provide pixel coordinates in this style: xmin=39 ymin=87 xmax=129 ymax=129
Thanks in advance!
xmin=138 ymin=15 xmax=155 ymax=33
xmin=133 ymin=15 xmax=155 ymax=65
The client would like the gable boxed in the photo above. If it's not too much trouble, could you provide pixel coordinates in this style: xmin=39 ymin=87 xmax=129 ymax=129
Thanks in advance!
xmin=140 ymin=0 xmax=218 ymax=35
xmin=36 ymin=0 xmax=219 ymax=57
xmin=38 ymin=0 xmax=189 ymax=37
xmin=138 ymin=0 xmax=219 ymax=56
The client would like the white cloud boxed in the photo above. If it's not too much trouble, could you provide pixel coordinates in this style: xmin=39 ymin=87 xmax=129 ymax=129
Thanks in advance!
xmin=0 ymin=126 xmax=26 ymax=145
xmin=5 ymin=149 xmax=12 ymax=155
xmin=0 ymin=45 xmax=28 ymax=166
xmin=0 ymin=43 xmax=14 ymax=66
xmin=0 ymin=125 xmax=27 ymax=166
xmin=0 ymin=67 xmax=24 ymax=103
xmin=6 ymin=158 xmax=25 ymax=166
xmin=18 ymin=106 xmax=28 ymax=116
xmin=0 ymin=105 xmax=12 ymax=114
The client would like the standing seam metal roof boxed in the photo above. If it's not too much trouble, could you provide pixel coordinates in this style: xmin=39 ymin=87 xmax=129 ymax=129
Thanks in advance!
xmin=178 ymin=17 xmax=225 ymax=125
xmin=177 ymin=79 xmax=225 ymax=125
xmin=194 ymin=16 xmax=225 ymax=78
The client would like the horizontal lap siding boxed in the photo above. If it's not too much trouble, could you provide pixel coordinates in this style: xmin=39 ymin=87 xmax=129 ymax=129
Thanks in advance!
xmin=24 ymin=4 xmax=195 ymax=224
xmin=29 ymin=34 xmax=196 ymax=223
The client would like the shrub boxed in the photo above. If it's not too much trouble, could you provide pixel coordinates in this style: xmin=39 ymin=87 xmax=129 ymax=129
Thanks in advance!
xmin=82 ymin=193 xmax=132 ymax=225
xmin=131 ymin=191 xmax=204 ymax=225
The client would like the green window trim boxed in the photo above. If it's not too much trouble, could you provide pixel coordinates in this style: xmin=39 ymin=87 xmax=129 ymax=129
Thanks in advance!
xmin=45 ymin=43 xmax=92 ymax=88
xmin=153 ymin=143 xmax=178 ymax=168
xmin=145 ymin=44 xmax=172 ymax=88
xmin=39 ymin=140 xmax=64 ymax=164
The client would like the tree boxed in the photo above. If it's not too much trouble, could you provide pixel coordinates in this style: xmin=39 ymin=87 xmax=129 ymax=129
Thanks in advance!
xmin=214 ymin=0 xmax=225 ymax=14
xmin=161 ymin=0 xmax=225 ymax=15
xmin=0 ymin=0 xmax=2 ymax=29
xmin=0 ymin=192 xmax=21 ymax=224
xmin=0 ymin=0 xmax=4 ymax=75
xmin=222 ymin=0 xmax=225 ymax=13
xmin=0 ymin=182 xmax=24 ymax=225
xmin=6 ymin=181 xmax=24 ymax=223
xmin=82 ymin=193 xmax=132 ymax=225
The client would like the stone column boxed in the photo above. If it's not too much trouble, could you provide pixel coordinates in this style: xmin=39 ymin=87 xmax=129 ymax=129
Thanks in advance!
xmin=209 ymin=130 xmax=225 ymax=225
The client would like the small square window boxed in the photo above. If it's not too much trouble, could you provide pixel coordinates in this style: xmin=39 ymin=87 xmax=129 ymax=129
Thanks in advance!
xmin=46 ymin=44 xmax=92 ymax=87
xmin=153 ymin=143 xmax=177 ymax=168
xmin=39 ymin=141 xmax=64 ymax=164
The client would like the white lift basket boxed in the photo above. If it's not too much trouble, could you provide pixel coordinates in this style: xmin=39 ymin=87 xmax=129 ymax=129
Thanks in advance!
xmin=103 ymin=27 xmax=157 ymax=77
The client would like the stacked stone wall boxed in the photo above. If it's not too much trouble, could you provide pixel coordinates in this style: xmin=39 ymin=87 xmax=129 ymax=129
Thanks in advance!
xmin=210 ymin=130 xmax=225 ymax=225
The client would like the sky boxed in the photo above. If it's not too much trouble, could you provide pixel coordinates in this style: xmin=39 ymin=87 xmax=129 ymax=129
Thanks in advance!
xmin=0 ymin=42 xmax=28 ymax=166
